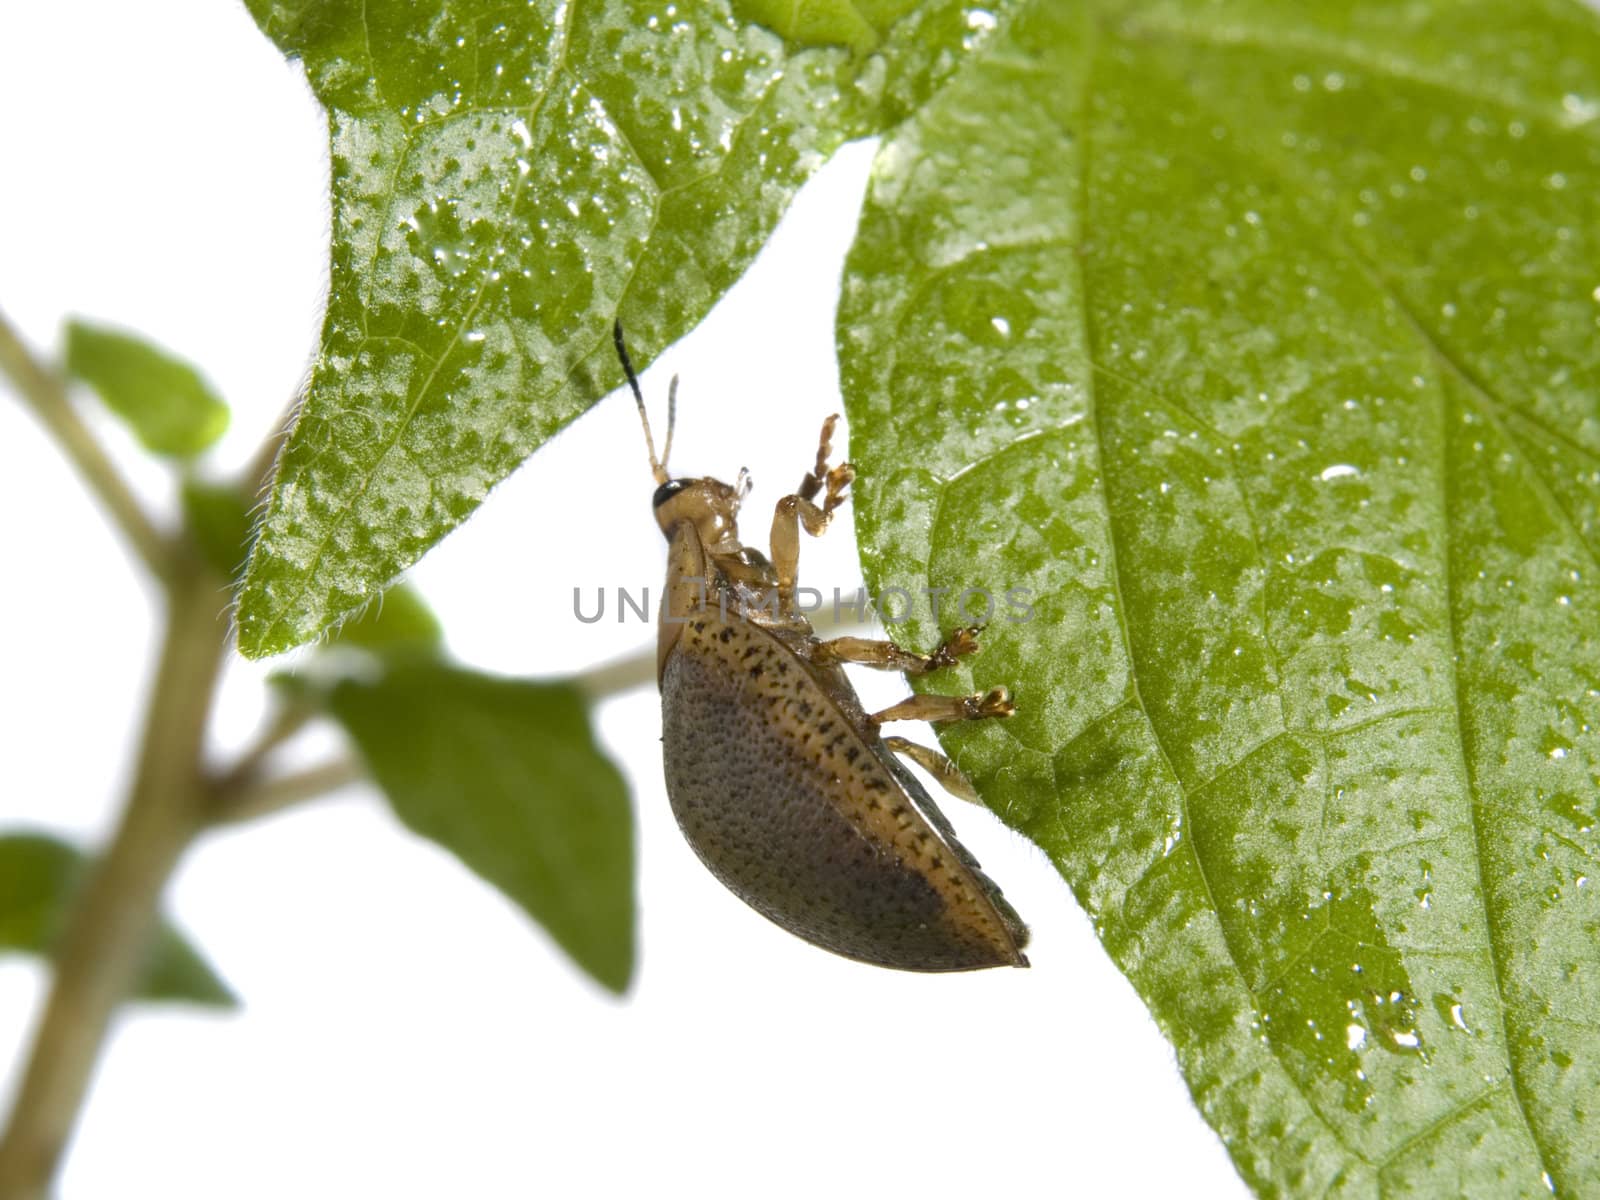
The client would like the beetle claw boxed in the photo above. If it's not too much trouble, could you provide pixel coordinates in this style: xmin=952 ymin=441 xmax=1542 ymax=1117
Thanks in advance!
xmin=927 ymin=625 xmax=983 ymax=669
xmin=970 ymin=686 xmax=1014 ymax=719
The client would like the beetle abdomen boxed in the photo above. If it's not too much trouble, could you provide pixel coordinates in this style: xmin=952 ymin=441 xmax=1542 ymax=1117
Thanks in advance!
xmin=661 ymin=615 xmax=1027 ymax=971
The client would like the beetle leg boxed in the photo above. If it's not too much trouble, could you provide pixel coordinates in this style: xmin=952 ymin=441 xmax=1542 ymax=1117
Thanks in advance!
xmin=811 ymin=626 xmax=983 ymax=674
xmin=871 ymin=686 xmax=1014 ymax=725
xmin=798 ymin=415 xmax=854 ymax=505
xmin=882 ymin=736 xmax=983 ymax=805
xmin=770 ymin=495 xmax=831 ymax=610
xmin=770 ymin=418 xmax=855 ymax=611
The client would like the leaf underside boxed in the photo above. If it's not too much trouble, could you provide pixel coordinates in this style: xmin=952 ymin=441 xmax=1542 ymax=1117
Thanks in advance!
xmin=235 ymin=0 xmax=1008 ymax=657
xmin=841 ymin=2 xmax=1600 ymax=1196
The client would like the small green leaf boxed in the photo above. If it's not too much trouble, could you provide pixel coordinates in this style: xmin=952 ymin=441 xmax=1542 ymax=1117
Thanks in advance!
xmin=64 ymin=320 xmax=228 ymax=458
xmin=0 ymin=833 xmax=236 ymax=1008
xmin=842 ymin=2 xmax=1600 ymax=1195
xmin=326 ymin=661 xmax=635 ymax=993
xmin=180 ymin=479 xmax=254 ymax=579
xmin=234 ymin=0 xmax=1015 ymax=657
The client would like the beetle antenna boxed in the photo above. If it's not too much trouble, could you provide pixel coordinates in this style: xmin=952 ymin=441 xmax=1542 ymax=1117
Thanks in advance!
xmin=662 ymin=374 xmax=678 ymax=477
xmin=613 ymin=320 xmax=669 ymax=485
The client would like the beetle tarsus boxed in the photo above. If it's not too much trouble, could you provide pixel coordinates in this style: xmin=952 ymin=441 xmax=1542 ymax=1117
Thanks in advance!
xmin=870 ymin=686 xmax=1015 ymax=726
xmin=810 ymin=624 xmax=983 ymax=675
xmin=926 ymin=625 xmax=983 ymax=670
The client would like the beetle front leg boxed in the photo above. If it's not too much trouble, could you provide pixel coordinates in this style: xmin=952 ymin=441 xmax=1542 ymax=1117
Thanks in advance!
xmin=810 ymin=626 xmax=982 ymax=674
xmin=798 ymin=414 xmax=854 ymax=503
xmin=770 ymin=415 xmax=855 ymax=610
xmin=871 ymin=686 xmax=1014 ymax=725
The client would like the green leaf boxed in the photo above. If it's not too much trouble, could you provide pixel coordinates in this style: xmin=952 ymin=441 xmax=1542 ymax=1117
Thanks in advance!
xmin=0 ymin=833 xmax=237 ymax=1008
xmin=233 ymin=0 xmax=1014 ymax=658
xmin=64 ymin=320 xmax=228 ymax=458
xmin=325 ymin=661 xmax=635 ymax=993
xmin=840 ymin=2 xmax=1600 ymax=1195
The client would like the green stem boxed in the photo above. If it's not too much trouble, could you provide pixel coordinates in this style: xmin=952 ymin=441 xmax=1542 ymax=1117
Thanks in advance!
xmin=0 ymin=324 xmax=349 ymax=1199
xmin=209 ymin=702 xmax=316 ymax=797
xmin=0 ymin=309 xmax=172 ymax=579
xmin=0 ymin=560 xmax=224 ymax=1200
xmin=210 ymin=757 xmax=365 ymax=827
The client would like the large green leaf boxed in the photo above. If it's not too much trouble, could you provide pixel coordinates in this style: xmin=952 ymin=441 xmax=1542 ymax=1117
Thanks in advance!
xmin=235 ymin=0 xmax=1011 ymax=658
xmin=0 ymin=833 xmax=236 ymax=1008
xmin=64 ymin=320 xmax=228 ymax=458
xmin=326 ymin=661 xmax=635 ymax=993
xmin=179 ymin=475 xmax=442 ymax=646
xmin=840 ymin=2 xmax=1600 ymax=1195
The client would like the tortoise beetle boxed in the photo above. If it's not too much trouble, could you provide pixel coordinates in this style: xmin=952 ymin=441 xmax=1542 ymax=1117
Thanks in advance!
xmin=616 ymin=323 xmax=1028 ymax=971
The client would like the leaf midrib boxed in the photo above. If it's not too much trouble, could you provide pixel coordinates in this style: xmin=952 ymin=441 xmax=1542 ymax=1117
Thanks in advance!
xmin=1067 ymin=12 xmax=1378 ymax=1173
xmin=1104 ymin=11 xmax=1563 ymax=1183
xmin=1192 ymin=80 xmax=1569 ymax=1193
xmin=252 ymin=1 xmax=810 ymax=650
xmin=256 ymin=0 xmax=587 ymax=646
xmin=904 ymin=1 xmax=1576 ymax=1184
xmin=1120 ymin=6 xmax=1600 ymax=135
xmin=901 ymin=10 xmax=1374 ymax=1170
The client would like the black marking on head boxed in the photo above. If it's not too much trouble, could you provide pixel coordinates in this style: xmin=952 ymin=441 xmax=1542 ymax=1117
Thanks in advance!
xmin=653 ymin=479 xmax=689 ymax=508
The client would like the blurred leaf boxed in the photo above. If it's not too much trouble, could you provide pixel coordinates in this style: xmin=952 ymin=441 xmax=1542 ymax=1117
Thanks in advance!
xmin=327 ymin=582 xmax=443 ymax=652
xmin=64 ymin=320 xmax=228 ymax=458
xmin=234 ymin=0 xmax=1016 ymax=657
xmin=267 ymin=583 xmax=443 ymax=712
xmin=326 ymin=661 xmax=634 ymax=993
xmin=730 ymin=0 xmax=918 ymax=51
xmin=180 ymin=479 xmax=254 ymax=579
xmin=0 ymin=833 xmax=236 ymax=1008
xmin=841 ymin=1 xmax=1600 ymax=1195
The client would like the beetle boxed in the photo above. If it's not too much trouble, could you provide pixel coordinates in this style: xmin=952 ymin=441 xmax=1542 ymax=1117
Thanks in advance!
xmin=615 ymin=322 xmax=1029 ymax=971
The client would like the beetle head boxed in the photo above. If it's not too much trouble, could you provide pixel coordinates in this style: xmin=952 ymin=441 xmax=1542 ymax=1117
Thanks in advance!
xmin=615 ymin=321 xmax=755 ymax=550
xmin=651 ymin=476 xmax=745 ymax=549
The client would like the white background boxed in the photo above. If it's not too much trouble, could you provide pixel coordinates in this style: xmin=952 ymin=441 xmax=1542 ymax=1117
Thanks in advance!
xmin=0 ymin=2 xmax=1248 ymax=1196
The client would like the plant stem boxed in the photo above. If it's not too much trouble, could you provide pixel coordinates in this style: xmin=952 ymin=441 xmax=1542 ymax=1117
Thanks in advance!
xmin=0 ymin=309 xmax=172 ymax=579
xmin=574 ymin=645 xmax=659 ymax=701
xmin=0 ymin=559 xmax=225 ymax=1200
xmin=0 ymin=296 xmax=878 ymax=1193
xmin=209 ymin=702 xmax=316 ymax=798
xmin=210 ymin=757 xmax=365 ymax=827
xmin=0 ymin=311 xmax=368 ymax=1197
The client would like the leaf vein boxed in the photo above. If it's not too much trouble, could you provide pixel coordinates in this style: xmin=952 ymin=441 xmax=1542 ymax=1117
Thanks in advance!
xmin=1076 ymin=28 xmax=1367 ymax=1169
xmin=1372 ymin=1083 xmax=1509 ymax=1182
xmin=1437 ymin=362 xmax=1562 ymax=1190
xmin=1124 ymin=14 xmax=1585 ymax=132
